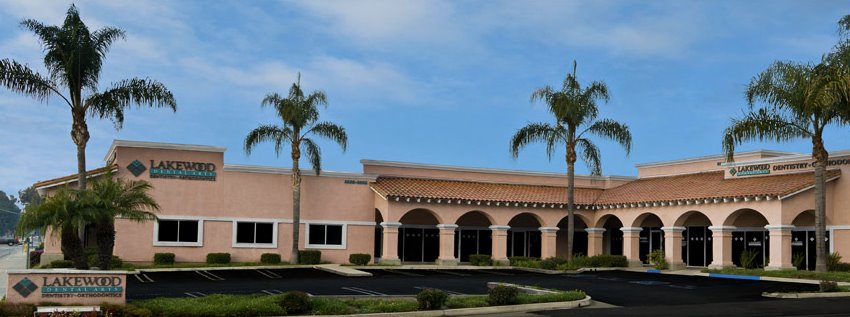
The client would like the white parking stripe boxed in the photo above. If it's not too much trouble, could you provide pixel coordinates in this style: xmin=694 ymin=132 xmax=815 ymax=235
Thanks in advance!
xmin=184 ymin=292 xmax=206 ymax=298
xmin=382 ymin=269 xmax=423 ymax=277
xmin=261 ymin=290 xmax=276 ymax=295
xmin=185 ymin=292 xmax=199 ymax=298
xmin=195 ymin=270 xmax=225 ymax=281
xmin=142 ymin=274 xmax=155 ymax=282
xmin=133 ymin=274 xmax=147 ymax=283
xmin=342 ymin=286 xmax=387 ymax=296
xmin=256 ymin=269 xmax=282 ymax=279
xmin=432 ymin=270 xmax=469 ymax=276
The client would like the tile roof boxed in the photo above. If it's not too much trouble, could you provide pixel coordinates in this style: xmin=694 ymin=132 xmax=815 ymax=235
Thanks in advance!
xmin=371 ymin=177 xmax=603 ymax=205
xmin=594 ymin=170 xmax=841 ymax=205
xmin=33 ymin=165 xmax=118 ymax=189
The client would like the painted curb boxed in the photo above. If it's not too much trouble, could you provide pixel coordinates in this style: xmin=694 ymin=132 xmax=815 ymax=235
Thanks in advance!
xmin=292 ymin=296 xmax=592 ymax=317
xmin=763 ymin=291 xmax=850 ymax=299
xmin=707 ymin=273 xmax=761 ymax=280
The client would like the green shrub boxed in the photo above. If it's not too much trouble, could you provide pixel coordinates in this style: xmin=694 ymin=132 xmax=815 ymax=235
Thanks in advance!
xmin=349 ymin=253 xmax=371 ymax=265
xmin=88 ymin=254 xmax=123 ymax=268
xmin=154 ymin=253 xmax=175 ymax=265
xmin=569 ymin=255 xmax=591 ymax=268
xmin=820 ymin=280 xmax=841 ymax=292
xmin=648 ymin=250 xmax=668 ymax=270
xmin=832 ymin=262 xmax=850 ymax=272
xmin=792 ymin=252 xmax=806 ymax=270
xmin=416 ymin=288 xmax=448 ymax=310
xmin=508 ymin=256 xmax=538 ymax=266
xmin=49 ymin=259 xmax=73 ymax=268
xmin=590 ymin=255 xmax=628 ymax=267
xmin=740 ymin=249 xmax=760 ymax=269
xmin=299 ymin=250 xmax=321 ymax=264
xmin=278 ymin=291 xmax=312 ymax=315
xmin=101 ymin=304 xmax=153 ymax=317
xmin=487 ymin=285 xmax=519 ymax=306
xmin=37 ymin=242 xmax=44 ymax=250
xmin=0 ymin=303 xmax=36 ymax=317
xmin=828 ymin=252 xmax=843 ymax=271
xmin=539 ymin=257 xmax=568 ymax=270
xmin=206 ymin=253 xmax=231 ymax=264
xmin=469 ymin=254 xmax=491 ymax=266
xmin=261 ymin=253 xmax=281 ymax=264
xmin=512 ymin=259 xmax=540 ymax=268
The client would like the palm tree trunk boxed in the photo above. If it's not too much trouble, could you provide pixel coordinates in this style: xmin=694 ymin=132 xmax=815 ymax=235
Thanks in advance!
xmin=565 ymin=139 xmax=577 ymax=262
xmin=95 ymin=220 xmax=116 ymax=269
xmin=291 ymin=141 xmax=302 ymax=265
xmin=61 ymin=228 xmax=88 ymax=269
xmin=813 ymin=138 xmax=828 ymax=272
xmin=71 ymin=112 xmax=90 ymax=262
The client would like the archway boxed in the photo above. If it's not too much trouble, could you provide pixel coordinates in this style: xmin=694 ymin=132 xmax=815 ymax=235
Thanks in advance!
xmin=724 ymin=209 xmax=770 ymax=268
xmin=791 ymin=210 xmax=828 ymax=270
xmin=374 ymin=209 xmax=384 ymax=259
xmin=507 ymin=213 xmax=543 ymax=258
xmin=675 ymin=211 xmax=713 ymax=267
xmin=634 ymin=213 xmax=664 ymax=263
xmin=597 ymin=215 xmax=623 ymax=256
xmin=398 ymin=209 xmax=441 ymax=262
xmin=556 ymin=215 xmax=589 ymax=257
xmin=455 ymin=211 xmax=494 ymax=262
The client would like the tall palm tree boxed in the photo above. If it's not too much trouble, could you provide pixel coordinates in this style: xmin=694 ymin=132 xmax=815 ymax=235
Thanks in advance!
xmin=0 ymin=4 xmax=177 ymax=191
xmin=722 ymin=60 xmax=847 ymax=272
xmin=510 ymin=60 xmax=632 ymax=262
xmin=244 ymin=74 xmax=348 ymax=264
xmin=18 ymin=188 xmax=88 ymax=269
xmin=82 ymin=175 xmax=159 ymax=269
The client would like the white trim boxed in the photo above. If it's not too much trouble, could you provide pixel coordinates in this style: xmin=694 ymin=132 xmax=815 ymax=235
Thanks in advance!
xmin=152 ymin=215 xmax=375 ymax=227
xmin=489 ymin=225 xmax=510 ymax=231
xmin=360 ymin=159 xmax=634 ymax=182
xmin=304 ymin=222 xmax=348 ymax=250
xmin=380 ymin=222 xmax=402 ymax=229
xmin=828 ymin=225 xmax=850 ymax=230
xmin=105 ymin=139 xmax=226 ymax=162
xmin=231 ymin=220 xmax=279 ymax=249
xmin=302 ymin=220 xmax=376 ymax=226
xmin=436 ymin=224 xmax=459 ymax=230
xmin=35 ymin=166 xmax=119 ymax=191
xmin=620 ymin=227 xmax=643 ymax=233
xmin=780 ymin=175 xmax=841 ymax=200
xmin=765 ymin=224 xmax=796 ymax=231
xmin=661 ymin=226 xmax=686 ymax=233
xmin=584 ymin=228 xmax=606 ymax=233
xmin=539 ymin=226 xmax=559 ymax=233
xmin=223 ymin=164 xmax=377 ymax=180
xmin=153 ymin=218 xmax=204 ymax=247
xmin=636 ymin=150 xmax=798 ymax=168
xmin=707 ymin=226 xmax=737 ymax=232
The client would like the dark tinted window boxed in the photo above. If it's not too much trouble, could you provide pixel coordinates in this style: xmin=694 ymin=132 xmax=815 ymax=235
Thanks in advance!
xmin=326 ymin=225 xmax=343 ymax=245
xmin=256 ymin=223 xmax=274 ymax=244
xmin=158 ymin=220 xmax=179 ymax=242
xmin=236 ymin=222 xmax=255 ymax=244
xmin=178 ymin=220 xmax=199 ymax=243
xmin=309 ymin=224 xmax=326 ymax=245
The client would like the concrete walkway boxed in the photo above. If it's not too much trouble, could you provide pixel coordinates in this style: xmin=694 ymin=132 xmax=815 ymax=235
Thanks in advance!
xmin=0 ymin=246 xmax=27 ymax=297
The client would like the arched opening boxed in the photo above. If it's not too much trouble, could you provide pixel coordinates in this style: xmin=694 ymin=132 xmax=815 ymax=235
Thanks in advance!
xmin=374 ymin=209 xmax=384 ymax=259
xmin=675 ymin=211 xmax=713 ymax=267
xmin=398 ymin=209 xmax=441 ymax=262
xmin=725 ymin=209 xmax=769 ymax=268
xmin=791 ymin=210 xmax=829 ymax=270
xmin=634 ymin=213 xmax=664 ymax=263
xmin=556 ymin=215 xmax=589 ymax=257
xmin=455 ymin=211 xmax=493 ymax=262
xmin=597 ymin=215 xmax=623 ymax=256
xmin=507 ymin=213 xmax=543 ymax=258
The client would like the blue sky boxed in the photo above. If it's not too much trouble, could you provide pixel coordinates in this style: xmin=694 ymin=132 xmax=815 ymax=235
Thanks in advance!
xmin=1 ymin=1 xmax=849 ymax=196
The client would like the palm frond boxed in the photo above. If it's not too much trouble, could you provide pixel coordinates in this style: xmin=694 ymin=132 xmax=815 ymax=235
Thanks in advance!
xmin=509 ymin=122 xmax=559 ymax=159
xmin=91 ymin=27 xmax=126 ymax=59
xmin=575 ymin=138 xmax=602 ymax=175
xmin=0 ymin=59 xmax=69 ymax=105
xmin=301 ymin=138 xmax=322 ymax=175
xmin=244 ymin=125 xmax=287 ymax=156
xmin=722 ymin=108 xmax=811 ymax=161
xmin=305 ymin=121 xmax=348 ymax=152
xmin=86 ymin=78 xmax=177 ymax=129
xmin=582 ymin=119 xmax=632 ymax=155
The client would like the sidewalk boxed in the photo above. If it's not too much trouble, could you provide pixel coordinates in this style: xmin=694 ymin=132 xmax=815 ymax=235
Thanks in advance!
xmin=0 ymin=247 xmax=28 ymax=297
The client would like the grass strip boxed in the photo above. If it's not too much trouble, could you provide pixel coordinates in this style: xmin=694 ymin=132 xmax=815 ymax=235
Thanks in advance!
xmin=703 ymin=268 xmax=850 ymax=282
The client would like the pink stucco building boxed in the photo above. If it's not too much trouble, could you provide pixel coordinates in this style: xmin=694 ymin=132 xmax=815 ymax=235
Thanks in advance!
xmin=35 ymin=140 xmax=850 ymax=270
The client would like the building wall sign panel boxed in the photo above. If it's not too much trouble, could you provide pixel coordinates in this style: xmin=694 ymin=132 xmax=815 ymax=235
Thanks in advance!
xmin=6 ymin=270 xmax=127 ymax=305
xmin=127 ymin=159 xmax=217 ymax=181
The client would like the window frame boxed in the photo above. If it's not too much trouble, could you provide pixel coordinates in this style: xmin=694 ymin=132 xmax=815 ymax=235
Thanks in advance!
xmin=232 ymin=221 xmax=279 ymax=248
xmin=305 ymin=223 xmax=347 ymax=250
xmin=153 ymin=218 xmax=204 ymax=247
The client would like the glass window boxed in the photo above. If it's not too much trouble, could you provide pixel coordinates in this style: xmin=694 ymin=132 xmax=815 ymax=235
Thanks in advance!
xmin=308 ymin=224 xmax=344 ymax=246
xmin=157 ymin=220 xmax=199 ymax=243
xmin=235 ymin=222 xmax=275 ymax=244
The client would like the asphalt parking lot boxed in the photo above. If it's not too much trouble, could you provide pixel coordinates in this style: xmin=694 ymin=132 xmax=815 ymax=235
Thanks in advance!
xmin=127 ymin=268 xmax=817 ymax=308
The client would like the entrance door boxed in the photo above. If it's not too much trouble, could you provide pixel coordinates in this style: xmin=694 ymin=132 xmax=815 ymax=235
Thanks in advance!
xmin=640 ymin=227 xmax=664 ymax=263
xmin=792 ymin=230 xmax=831 ymax=271
xmin=399 ymin=227 xmax=440 ymax=262
xmin=732 ymin=231 xmax=769 ymax=267
xmin=608 ymin=229 xmax=623 ymax=255
xmin=685 ymin=226 xmax=707 ymax=267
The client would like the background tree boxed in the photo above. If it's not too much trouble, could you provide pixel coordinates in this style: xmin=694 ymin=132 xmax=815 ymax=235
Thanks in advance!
xmin=18 ymin=187 xmax=41 ymax=209
xmin=244 ymin=74 xmax=348 ymax=264
xmin=0 ymin=191 xmax=21 ymax=237
xmin=0 ymin=4 xmax=177 ymax=191
xmin=722 ymin=60 xmax=846 ymax=272
xmin=18 ymin=188 xmax=88 ymax=268
xmin=82 ymin=175 xmax=159 ymax=269
xmin=510 ymin=60 xmax=631 ymax=262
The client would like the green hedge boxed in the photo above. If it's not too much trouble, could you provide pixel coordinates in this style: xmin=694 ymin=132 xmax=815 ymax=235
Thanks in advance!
xmin=154 ymin=253 xmax=175 ymax=265
xmin=416 ymin=288 xmax=448 ymax=310
xmin=487 ymin=285 xmax=519 ymax=306
xmin=299 ymin=250 xmax=321 ymax=265
xmin=278 ymin=291 xmax=312 ymax=315
xmin=469 ymin=254 xmax=491 ymax=266
xmin=206 ymin=253 xmax=231 ymax=264
xmin=508 ymin=256 xmax=539 ymax=266
xmin=49 ymin=259 xmax=73 ymax=268
xmin=349 ymin=253 xmax=371 ymax=265
xmin=261 ymin=253 xmax=281 ymax=264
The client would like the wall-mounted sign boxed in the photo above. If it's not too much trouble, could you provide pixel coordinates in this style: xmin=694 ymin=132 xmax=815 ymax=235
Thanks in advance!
xmin=344 ymin=180 xmax=369 ymax=185
xmin=6 ymin=271 xmax=127 ymax=305
xmin=127 ymin=160 xmax=217 ymax=181
xmin=730 ymin=164 xmax=770 ymax=176
xmin=731 ymin=158 xmax=850 ymax=177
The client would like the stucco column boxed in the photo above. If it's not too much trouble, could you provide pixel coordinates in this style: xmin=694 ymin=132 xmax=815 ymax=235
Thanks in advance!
xmin=436 ymin=224 xmax=459 ymax=266
xmin=766 ymin=225 xmax=796 ymax=271
xmin=539 ymin=227 xmax=559 ymax=259
xmin=662 ymin=226 xmax=686 ymax=270
xmin=380 ymin=222 xmax=402 ymax=265
xmin=708 ymin=226 xmax=736 ymax=269
xmin=585 ymin=228 xmax=606 ymax=256
xmin=621 ymin=227 xmax=643 ymax=267
xmin=490 ymin=225 xmax=510 ymax=265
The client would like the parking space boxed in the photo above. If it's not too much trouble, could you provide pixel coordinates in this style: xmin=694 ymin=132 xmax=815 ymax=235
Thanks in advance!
xmin=127 ymin=268 xmax=817 ymax=307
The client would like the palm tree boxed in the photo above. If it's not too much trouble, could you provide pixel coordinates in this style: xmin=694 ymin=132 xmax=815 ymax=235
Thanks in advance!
xmin=510 ymin=60 xmax=632 ymax=262
xmin=722 ymin=60 xmax=847 ymax=272
xmin=18 ymin=188 xmax=88 ymax=269
xmin=244 ymin=74 xmax=348 ymax=264
xmin=82 ymin=175 xmax=159 ymax=269
xmin=0 ymin=4 xmax=177 ymax=191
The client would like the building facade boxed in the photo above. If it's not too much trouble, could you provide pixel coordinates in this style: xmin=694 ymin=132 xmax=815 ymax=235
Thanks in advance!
xmin=35 ymin=140 xmax=850 ymax=270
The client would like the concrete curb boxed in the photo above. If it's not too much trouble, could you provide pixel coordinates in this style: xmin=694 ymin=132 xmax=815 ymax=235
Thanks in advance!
xmin=132 ymin=264 xmax=314 ymax=273
xmin=763 ymin=291 xmax=850 ymax=299
xmin=303 ymin=296 xmax=592 ymax=317
xmin=512 ymin=267 xmax=563 ymax=275
xmin=316 ymin=265 xmax=373 ymax=277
